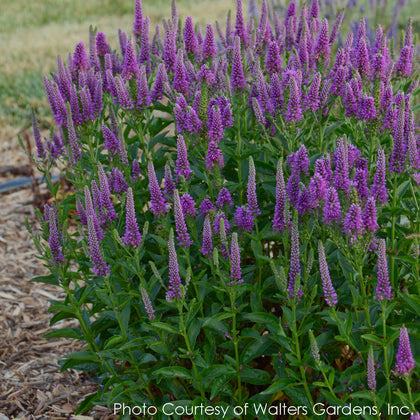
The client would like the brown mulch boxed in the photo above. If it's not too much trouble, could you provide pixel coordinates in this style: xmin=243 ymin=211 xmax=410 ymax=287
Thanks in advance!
xmin=0 ymin=135 xmax=116 ymax=419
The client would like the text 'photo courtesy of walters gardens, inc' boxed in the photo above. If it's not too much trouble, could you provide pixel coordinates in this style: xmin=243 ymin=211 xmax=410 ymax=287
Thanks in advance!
xmin=24 ymin=0 xmax=420 ymax=418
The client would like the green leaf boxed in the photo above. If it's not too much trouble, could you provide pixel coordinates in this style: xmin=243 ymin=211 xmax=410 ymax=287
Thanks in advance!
xmin=203 ymin=312 xmax=233 ymax=327
xmin=242 ymin=312 xmax=279 ymax=333
xmin=260 ymin=378 xmax=296 ymax=394
xmin=154 ymin=366 xmax=193 ymax=379
xmin=210 ymin=375 xmax=232 ymax=400
xmin=74 ymin=393 xmax=98 ymax=415
xmin=44 ymin=328 xmax=83 ymax=340
xmin=30 ymin=274 xmax=59 ymax=286
xmin=362 ymin=334 xmax=383 ymax=345
xmin=241 ymin=336 xmax=272 ymax=363
xmin=239 ymin=366 xmax=271 ymax=385
xmin=151 ymin=321 xmax=181 ymax=335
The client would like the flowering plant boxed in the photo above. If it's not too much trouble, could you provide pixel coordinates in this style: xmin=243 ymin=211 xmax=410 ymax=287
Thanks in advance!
xmin=26 ymin=0 xmax=420 ymax=418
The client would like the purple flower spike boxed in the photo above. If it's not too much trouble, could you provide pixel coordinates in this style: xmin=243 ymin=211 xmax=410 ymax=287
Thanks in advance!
xmin=148 ymin=161 xmax=168 ymax=218
xmin=216 ymin=187 xmax=233 ymax=209
xmin=122 ymin=187 xmax=142 ymax=248
xmin=73 ymin=41 xmax=89 ymax=72
xmin=174 ymin=190 xmax=193 ymax=248
xmin=109 ymin=168 xmax=128 ymax=195
xmin=367 ymin=348 xmax=376 ymax=393
xmin=151 ymin=63 xmax=168 ymax=102
xmin=164 ymin=164 xmax=175 ymax=196
xmin=234 ymin=0 xmax=247 ymax=47
xmin=390 ymin=99 xmax=406 ymax=174
xmin=323 ymin=187 xmax=342 ymax=224
xmin=184 ymin=16 xmax=198 ymax=55
xmin=273 ymin=159 xmax=287 ymax=232
xmin=66 ymin=106 xmax=82 ymax=166
xmin=395 ymin=326 xmax=415 ymax=377
xmin=203 ymin=24 xmax=216 ymax=60
xmin=304 ymin=73 xmax=321 ymax=112
xmin=206 ymin=141 xmax=224 ymax=170
xmin=76 ymin=198 xmax=87 ymax=226
xmin=200 ymin=197 xmax=214 ymax=217
xmin=173 ymin=50 xmax=189 ymax=95
xmin=208 ymin=106 xmax=224 ymax=142
xmin=96 ymin=31 xmax=109 ymax=57
xmin=131 ymin=160 xmax=141 ymax=182
xmin=102 ymin=124 xmax=119 ymax=156
xmin=201 ymin=215 xmax=213 ymax=257
xmin=343 ymin=203 xmax=363 ymax=242
xmin=375 ymin=239 xmax=392 ymax=301
xmin=122 ymin=39 xmax=140 ymax=81
xmin=285 ymin=77 xmax=302 ymax=122
xmin=175 ymin=134 xmax=193 ymax=182
xmin=133 ymin=0 xmax=143 ymax=41
xmin=318 ymin=242 xmax=338 ymax=307
xmin=334 ymin=138 xmax=350 ymax=194
xmin=140 ymin=287 xmax=155 ymax=321
xmin=230 ymin=232 xmax=242 ymax=284
xmin=411 ymin=414 xmax=420 ymax=420
xmin=47 ymin=204 xmax=65 ymax=265
xmin=166 ymin=229 xmax=182 ymax=301
xmin=84 ymin=186 xmax=104 ymax=241
xmin=247 ymin=157 xmax=260 ymax=216
xmin=313 ymin=19 xmax=330 ymax=60
xmin=87 ymin=215 xmax=110 ymax=277
xmin=98 ymin=165 xmax=118 ymax=223
xmin=213 ymin=211 xmax=230 ymax=235
xmin=371 ymin=149 xmax=388 ymax=204
xmin=231 ymin=36 xmax=246 ymax=92
xmin=234 ymin=206 xmax=254 ymax=232
xmin=139 ymin=17 xmax=150 ymax=74
xmin=31 ymin=110 xmax=46 ymax=160
xmin=136 ymin=71 xmax=150 ymax=111
xmin=363 ymin=197 xmax=379 ymax=234
xmin=180 ymin=193 xmax=197 ymax=218
xmin=265 ymin=40 xmax=282 ymax=75
xmin=288 ymin=214 xmax=303 ymax=300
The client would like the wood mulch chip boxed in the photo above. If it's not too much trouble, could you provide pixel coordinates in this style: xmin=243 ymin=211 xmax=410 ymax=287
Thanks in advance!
xmin=0 ymin=135 xmax=116 ymax=419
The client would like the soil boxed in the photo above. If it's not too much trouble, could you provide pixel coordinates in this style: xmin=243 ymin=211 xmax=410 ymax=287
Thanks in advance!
xmin=0 ymin=134 xmax=116 ymax=419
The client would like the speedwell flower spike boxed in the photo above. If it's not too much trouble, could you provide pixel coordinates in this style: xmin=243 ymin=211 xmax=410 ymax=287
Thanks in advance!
xmin=318 ymin=242 xmax=338 ymax=307
xmin=122 ymin=187 xmax=142 ymax=248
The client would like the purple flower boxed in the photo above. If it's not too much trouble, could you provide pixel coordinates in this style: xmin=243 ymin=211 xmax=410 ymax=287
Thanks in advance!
xmin=323 ymin=187 xmax=342 ymax=224
xmin=200 ymin=197 xmax=214 ymax=217
xmin=151 ymin=63 xmax=168 ymax=102
xmin=73 ymin=41 xmax=89 ymax=72
xmin=122 ymin=188 xmax=142 ymax=248
xmin=318 ymin=242 xmax=338 ymax=307
xmin=122 ymin=39 xmax=139 ymax=81
xmin=367 ymin=348 xmax=376 ymax=393
xmin=131 ymin=160 xmax=141 ymax=182
xmin=411 ymin=413 xmax=420 ymax=420
xmin=96 ymin=31 xmax=109 ymax=57
xmin=287 ymin=174 xmax=300 ymax=207
xmin=230 ymin=36 xmax=246 ymax=92
xmin=394 ymin=326 xmax=415 ymax=377
xmin=173 ymin=50 xmax=189 ymax=95
xmin=206 ymin=140 xmax=224 ymax=170
xmin=343 ymin=203 xmax=363 ymax=241
xmin=390 ymin=99 xmax=406 ymax=173
xmin=76 ymin=198 xmax=87 ymax=226
xmin=230 ymin=232 xmax=242 ymax=283
xmin=136 ymin=71 xmax=151 ymax=111
xmin=98 ymin=165 xmax=118 ymax=223
xmin=309 ymin=173 xmax=327 ymax=207
xmin=376 ymin=239 xmax=392 ymax=301
xmin=184 ymin=16 xmax=198 ymax=55
xmin=371 ymin=149 xmax=388 ymax=204
xmin=102 ymin=124 xmax=119 ymax=156
xmin=164 ymin=163 xmax=175 ymax=196
xmin=304 ymin=73 xmax=321 ymax=113
xmin=352 ymin=160 xmax=369 ymax=201
xmin=201 ymin=215 xmax=213 ymax=257
xmin=213 ymin=211 xmax=230 ymax=235
xmin=216 ymin=187 xmax=233 ymax=209
xmin=31 ymin=110 xmax=46 ymax=160
xmin=148 ymin=161 xmax=168 ymax=217
xmin=175 ymin=134 xmax=193 ymax=182
xmin=174 ymin=190 xmax=192 ymax=248
xmin=84 ymin=186 xmax=104 ymax=241
xmin=66 ymin=106 xmax=82 ymax=166
xmin=363 ymin=197 xmax=379 ymax=234
xmin=296 ymin=184 xmax=311 ymax=215
xmin=87 ymin=215 xmax=110 ymax=276
xmin=247 ymin=157 xmax=260 ymax=216
xmin=356 ymin=37 xmax=370 ymax=78
xmin=180 ymin=193 xmax=197 ymax=218
xmin=333 ymin=138 xmax=350 ymax=194
xmin=109 ymin=168 xmax=128 ymax=195
xmin=234 ymin=205 xmax=254 ymax=232
xmin=163 ymin=24 xmax=177 ymax=71
xmin=265 ymin=40 xmax=282 ymax=75
xmin=273 ymin=159 xmax=287 ymax=232
xmin=47 ymin=204 xmax=65 ymax=265
xmin=166 ymin=229 xmax=182 ymax=301
xmin=133 ymin=0 xmax=143 ymax=40
xmin=395 ymin=45 xmax=414 ymax=77
xmin=234 ymin=0 xmax=247 ymax=47
xmin=288 ymin=145 xmax=309 ymax=176
xmin=140 ymin=287 xmax=155 ymax=321
xmin=203 ymin=24 xmax=216 ymax=59
xmin=208 ymin=106 xmax=224 ymax=142
xmin=288 ymin=214 xmax=303 ymax=300
xmin=285 ymin=77 xmax=302 ymax=122
xmin=313 ymin=19 xmax=330 ymax=60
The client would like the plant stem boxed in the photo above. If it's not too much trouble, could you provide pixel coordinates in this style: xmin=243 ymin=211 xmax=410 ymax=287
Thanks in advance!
xmin=381 ymin=303 xmax=392 ymax=403
xmin=229 ymin=288 xmax=243 ymax=404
